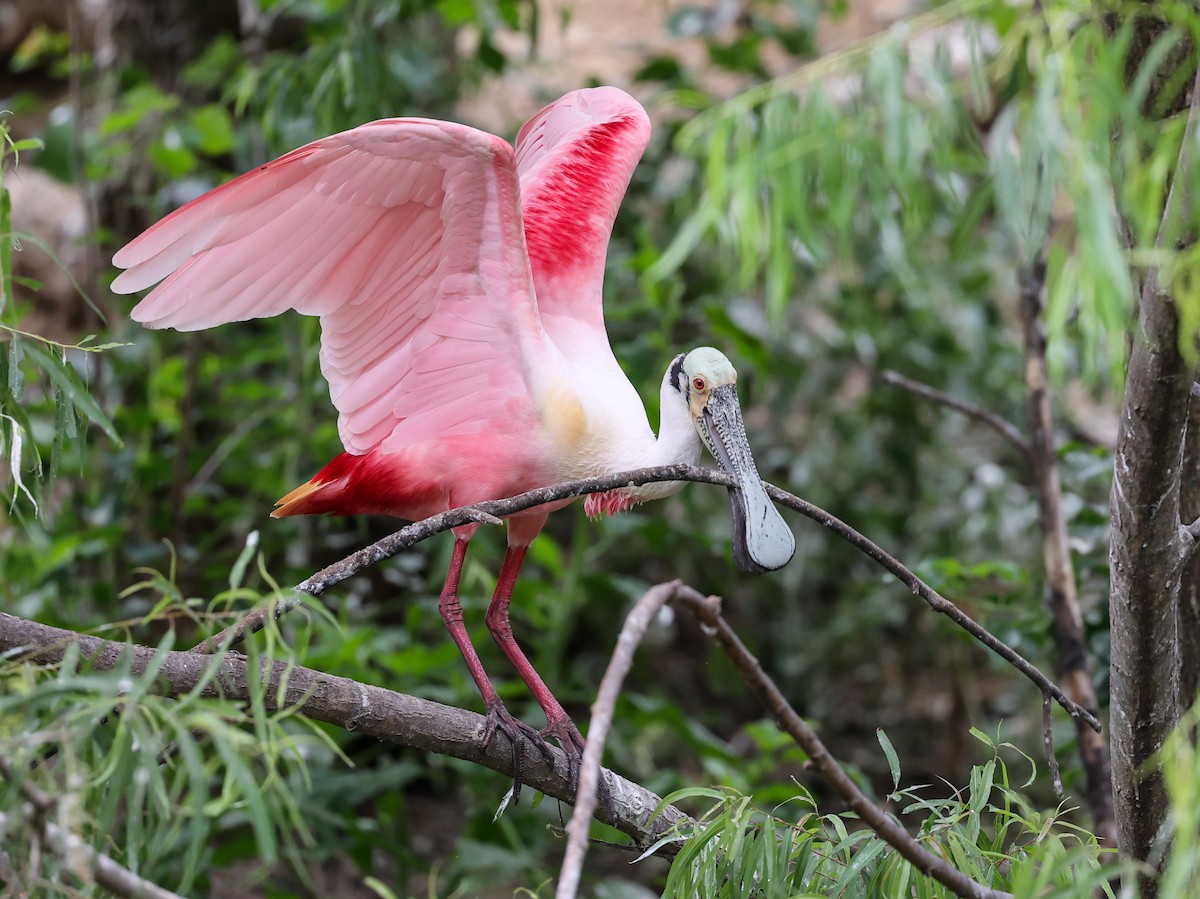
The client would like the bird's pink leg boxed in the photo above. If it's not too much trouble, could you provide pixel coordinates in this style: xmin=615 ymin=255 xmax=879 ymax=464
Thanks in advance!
xmin=438 ymin=536 xmax=500 ymax=705
xmin=485 ymin=546 xmax=587 ymax=760
xmin=437 ymin=535 xmax=548 ymax=799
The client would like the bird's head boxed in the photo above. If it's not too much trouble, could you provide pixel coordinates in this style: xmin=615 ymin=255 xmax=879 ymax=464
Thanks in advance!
xmin=667 ymin=347 xmax=796 ymax=575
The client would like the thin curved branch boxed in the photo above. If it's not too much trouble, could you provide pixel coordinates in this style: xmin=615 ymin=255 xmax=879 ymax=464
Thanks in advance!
xmin=190 ymin=465 xmax=1101 ymax=732
xmin=759 ymin=481 xmax=1102 ymax=733
xmin=669 ymin=590 xmax=1014 ymax=899
xmin=884 ymin=342 xmax=1112 ymax=834
xmin=558 ymin=580 xmax=691 ymax=899
xmin=0 ymin=612 xmax=690 ymax=853
xmin=880 ymin=370 xmax=1032 ymax=456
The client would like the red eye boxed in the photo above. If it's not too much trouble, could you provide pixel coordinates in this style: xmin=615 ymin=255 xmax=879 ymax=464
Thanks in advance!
xmin=692 ymin=377 xmax=706 ymax=391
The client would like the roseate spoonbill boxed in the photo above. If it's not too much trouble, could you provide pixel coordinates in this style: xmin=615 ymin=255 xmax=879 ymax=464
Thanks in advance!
xmin=112 ymin=86 xmax=794 ymax=790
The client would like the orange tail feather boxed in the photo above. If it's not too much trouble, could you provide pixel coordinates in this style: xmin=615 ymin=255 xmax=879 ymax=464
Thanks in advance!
xmin=271 ymin=479 xmax=328 ymax=517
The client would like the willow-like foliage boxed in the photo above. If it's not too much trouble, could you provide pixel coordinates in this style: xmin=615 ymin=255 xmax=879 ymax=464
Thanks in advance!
xmin=651 ymin=0 xmax=1200 ymax=386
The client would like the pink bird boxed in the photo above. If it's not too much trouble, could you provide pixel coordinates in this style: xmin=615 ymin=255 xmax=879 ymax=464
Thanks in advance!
xmin=112 ymin=87 xmax=794 ymax=793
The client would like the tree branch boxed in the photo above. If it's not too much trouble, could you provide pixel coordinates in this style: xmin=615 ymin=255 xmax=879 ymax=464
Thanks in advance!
xmin=0 ymin=612 xmax=690 ymax=854
xmin=877 ymin=149 xmax=1120 ymax=832
xmin=190 ymin=466 xmax=1100 ymax=733
xmin=759 ymin=482 xmax=1102 ymax=732
xmin=669 ymin=590 xmax=1014 ymax=899
xmin=0 ymin=757 xmax=184 ymax=899
xmin=880 ymin=369 xmax=1031 ymax=456
xmin=883 ymin=336 xmax=1114 ymax=838
xmin=1017 ymin=262 xmax=1115 ymax=845
xmin=7 ymin=464 xmax=1093 ymax=888
xmin=558 ymin=580 xmax=693 ymax=899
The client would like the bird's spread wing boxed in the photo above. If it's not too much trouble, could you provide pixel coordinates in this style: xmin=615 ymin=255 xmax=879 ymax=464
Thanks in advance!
xmin=112 ymin=119 xmax=550 ymax=456
xmin=514 ymin=87 xmax=651 ymax=330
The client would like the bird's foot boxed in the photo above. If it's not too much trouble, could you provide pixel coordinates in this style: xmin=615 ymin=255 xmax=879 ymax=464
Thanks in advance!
xmin=539 ymin=714 xmax=615 ymax=820
xmin=481 ymin=700 xmax=556 ymax=804
xmin=539 ymin=715 xmax=586 ymax=769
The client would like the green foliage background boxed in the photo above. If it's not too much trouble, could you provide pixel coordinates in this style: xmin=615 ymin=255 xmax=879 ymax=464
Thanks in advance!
xmin=2 ymin=0 xmax=1200 ymax=895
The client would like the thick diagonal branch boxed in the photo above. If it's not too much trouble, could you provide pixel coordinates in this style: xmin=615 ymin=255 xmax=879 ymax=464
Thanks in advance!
xmin=0 ymin=612 xmax=689 ymax=852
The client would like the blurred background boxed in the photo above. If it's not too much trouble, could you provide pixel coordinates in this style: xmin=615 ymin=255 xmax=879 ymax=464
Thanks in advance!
xmin=1 ymin=0 xmax=1119 ymax=895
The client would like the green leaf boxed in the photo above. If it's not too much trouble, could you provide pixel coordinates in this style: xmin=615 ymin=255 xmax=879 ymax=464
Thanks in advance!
xmin=0 ymin=185 xmax=11 ymax=317
xmin=877 ymin=728 xmax=901 ymax=792
xmin=8 ymin=137 xmax=44 ymax=154
xmin=100 ymin=83 xmax=178 ymax=136
xmin=22 ymin=342 xmax=121 ymax=443
xmin=228 ymin=530 xmax=260 ymax=591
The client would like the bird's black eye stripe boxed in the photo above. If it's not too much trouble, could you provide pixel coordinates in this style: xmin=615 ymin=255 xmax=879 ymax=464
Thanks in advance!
xmin=669 ymin=354 xmax=687 ymax=393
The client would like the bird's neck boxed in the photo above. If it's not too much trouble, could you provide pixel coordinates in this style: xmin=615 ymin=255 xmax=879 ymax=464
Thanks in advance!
xmin=629 ymin=381 xmax=702 ymax=502
xmin=581 ymin=376 xmax=701 ymax=518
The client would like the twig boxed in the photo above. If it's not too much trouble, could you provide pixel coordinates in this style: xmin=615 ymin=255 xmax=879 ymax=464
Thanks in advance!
xmin=0 ymin=612 xmax=691 ymax=854
xmin=186 ymin=465 xmax=1100 ymax=733
xmin=188 ymin=594 xmax=298 ymax=655
xmin=670 ymin=590 xmax=1014 ymax=899
xmin=1043 ymin=694 xmax=1063 ymax=798
xmin=557 ymin=580 xmax=691 ymax=899
xmin=759 ymin=482 xmax=1102 ymax=732
xmin=880 ymin=370 xmax=1031 ymax=456
xmin=0 ymin=757 xmax=183 ymax=899
xmin=882 ymin=296 xmax=1111 ymax=829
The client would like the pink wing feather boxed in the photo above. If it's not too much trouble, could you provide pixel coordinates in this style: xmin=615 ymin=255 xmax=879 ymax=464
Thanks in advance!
xmin=114 ymin=87 xmax=652 ymax=477
xmin=515 ymin=87 xmax=651 ymax=330
xmin=112 ymin=118 xmax=551 ymax=456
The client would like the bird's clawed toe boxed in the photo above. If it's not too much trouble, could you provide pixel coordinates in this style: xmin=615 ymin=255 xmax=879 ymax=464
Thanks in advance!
xmin=481 ymin=704 xmax=614 ymax=818
xmin=481 ymin=700 xmax=555 ymax=803
xmin=539 ymin=715 xmax=587 ymax=785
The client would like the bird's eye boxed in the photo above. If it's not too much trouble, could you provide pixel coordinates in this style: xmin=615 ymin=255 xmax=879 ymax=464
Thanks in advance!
xmin=693 ymin=377 xmax=706 ymax=391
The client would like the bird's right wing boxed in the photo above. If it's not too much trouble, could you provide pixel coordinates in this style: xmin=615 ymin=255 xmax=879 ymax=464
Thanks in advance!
xmin=514 ymin=87 xmax=651 ymax=331
xmin=113 ymin=119 xmax=556 ymax=456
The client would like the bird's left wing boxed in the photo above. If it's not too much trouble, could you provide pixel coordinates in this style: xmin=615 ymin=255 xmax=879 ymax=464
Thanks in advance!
xmin=112 ymin=119 xmax=554 ymax=456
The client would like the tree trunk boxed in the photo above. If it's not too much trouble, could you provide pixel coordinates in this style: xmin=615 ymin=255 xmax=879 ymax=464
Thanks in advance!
xmin=1108 ymin=68 xmax=1200 ymax=891
xmin=1109 ymin=278 xmax=1192 ymax=885
xmin=1177 ymin=395 xmax=1200 ymax=704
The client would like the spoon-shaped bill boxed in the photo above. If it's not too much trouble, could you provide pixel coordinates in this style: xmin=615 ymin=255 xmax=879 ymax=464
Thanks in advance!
xmin=698 ymin=385 xmax=796 ymax=574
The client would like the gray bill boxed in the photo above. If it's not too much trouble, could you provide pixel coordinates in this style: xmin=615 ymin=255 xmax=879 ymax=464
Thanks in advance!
xmin=699 ymin=384 xmax=796 ymax=574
